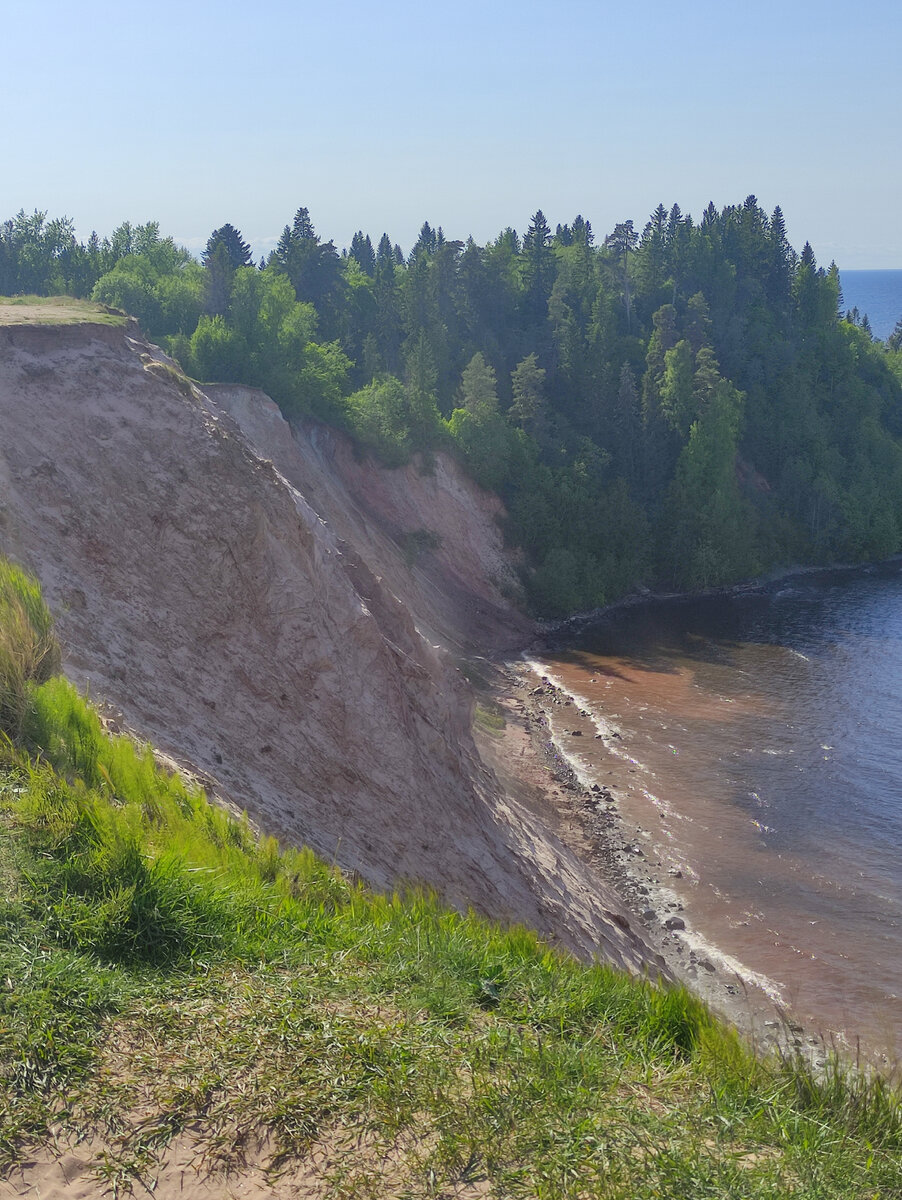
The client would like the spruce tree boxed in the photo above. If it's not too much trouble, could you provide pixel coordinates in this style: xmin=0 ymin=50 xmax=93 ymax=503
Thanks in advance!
xmin=521 ymin=210 xmax=555 ymax=325
xmin=202 ymin=224 xmax=252 ymax=271
xmin=350 ymin=231 xmax=376 ymax=276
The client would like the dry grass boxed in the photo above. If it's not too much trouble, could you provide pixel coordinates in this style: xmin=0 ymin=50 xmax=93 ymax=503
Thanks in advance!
xmin=0 ymin=295 xmax=129 ymax=326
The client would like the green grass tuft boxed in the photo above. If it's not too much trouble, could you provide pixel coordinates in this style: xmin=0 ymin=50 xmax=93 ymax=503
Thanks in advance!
xmin=0 ymin=559 xmax=60 ymax=740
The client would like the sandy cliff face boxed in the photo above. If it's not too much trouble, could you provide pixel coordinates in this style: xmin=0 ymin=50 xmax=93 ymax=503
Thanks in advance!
xmin=0 ymin=321 xmax=651 ymax=970
xmin=204 ymin=383 xmax=532 ymax=654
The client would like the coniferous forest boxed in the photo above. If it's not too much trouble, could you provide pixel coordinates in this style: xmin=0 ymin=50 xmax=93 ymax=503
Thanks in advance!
xmin=4 ymin=199 xmax=902 ymax=615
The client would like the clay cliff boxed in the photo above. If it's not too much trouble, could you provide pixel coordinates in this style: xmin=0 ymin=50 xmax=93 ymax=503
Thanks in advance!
xmin=0 ymin=317 xmax=650 ymax=970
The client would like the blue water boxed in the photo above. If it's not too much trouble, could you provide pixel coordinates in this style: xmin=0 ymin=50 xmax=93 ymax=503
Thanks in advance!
xmin=840 ymin=269 xmax=902 ymax=341
xmin=547 ymin=562 xmax=902 ymax=1052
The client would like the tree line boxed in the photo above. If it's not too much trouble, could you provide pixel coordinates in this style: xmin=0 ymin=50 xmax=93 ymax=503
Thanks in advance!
xmin=3 ymin=201 xmax=902 ymax=614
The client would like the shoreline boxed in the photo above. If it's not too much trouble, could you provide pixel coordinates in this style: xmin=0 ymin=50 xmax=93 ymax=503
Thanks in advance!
xmin=481 ymin=656 xmax=831 ymax=1065
xmin=531 ymin=554 xmax=902 ymax=649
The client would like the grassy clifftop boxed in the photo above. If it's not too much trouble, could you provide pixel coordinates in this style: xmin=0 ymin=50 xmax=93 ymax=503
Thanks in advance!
xmin=0 ymin=295 xmax=128 ymax=326
xmin=1 ymin=560 xmax=901 ymax=1197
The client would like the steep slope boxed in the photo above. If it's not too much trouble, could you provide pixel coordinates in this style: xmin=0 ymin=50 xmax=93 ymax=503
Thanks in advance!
xmin=0 ymin=316 xmax=651 ymax=970
xmin=205 ymin=383 xmax=531 ymax=654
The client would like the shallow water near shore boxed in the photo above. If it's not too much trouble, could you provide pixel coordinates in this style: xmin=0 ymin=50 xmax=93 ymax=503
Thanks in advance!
xmin=536 ymin=561 xmax=902 ymax=1060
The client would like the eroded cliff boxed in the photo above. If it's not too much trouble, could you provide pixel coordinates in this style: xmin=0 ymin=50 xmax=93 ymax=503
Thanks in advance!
xmin=0 ymin=316 xmax=651 ymax=970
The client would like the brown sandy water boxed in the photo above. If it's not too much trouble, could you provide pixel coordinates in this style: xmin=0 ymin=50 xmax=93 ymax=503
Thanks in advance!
xmin=528 ymin=566 xmax=902 ymax=1063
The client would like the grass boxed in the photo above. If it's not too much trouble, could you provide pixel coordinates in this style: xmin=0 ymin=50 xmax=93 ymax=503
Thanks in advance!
xmin=474 ymin=701 xmax=507 ymax=735
xmin=142 ymin=359 xmax=201 ymax=400
xmin=0 ymin=295 xmax=129 ymax=327
xmin=0 ymin=558 xmax=60 ymax=739
xmin=1 ymin=560 xmax=902 ymax=1196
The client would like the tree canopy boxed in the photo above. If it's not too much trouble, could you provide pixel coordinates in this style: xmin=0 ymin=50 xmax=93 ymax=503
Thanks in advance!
xmin=5 ymin=200 xmax=902 ymax=615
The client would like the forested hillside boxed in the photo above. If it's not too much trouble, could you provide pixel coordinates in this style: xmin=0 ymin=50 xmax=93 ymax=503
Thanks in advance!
xmin=4 ymin=200 xmax=902 ymax=613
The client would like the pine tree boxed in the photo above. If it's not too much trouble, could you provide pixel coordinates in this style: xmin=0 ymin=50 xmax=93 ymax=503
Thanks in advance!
xmin=275 ymin=207 xmax=344 ymax=337
xmin=766 ymin=205 xmax=794 ymax=307
xmin=604 ymin=220 xmax=638 ymax=331
xmin=509 ymin=353 xmax=546 ymax=435
xmin=202 ymin=224 xmax=252 ymax=271
xmin=685 ymin=292 xmax=712 ymax=354
xmin=376 ymin=233 xmax=394 ymax=268
xmin=612 ymin=362 xmax=641 ymax=490
xmin=460 ymin=352 xmax=498 ymax=414
xmin=571 ymin=214 xmax=593 ymax=246
xmin=412 ymin=222 xmax=437 ymax=260
xmin=636 ymin=204 xmax=668 ymax=295
xmin=350 ymin=231 xmax=376 ymax=276
xmin=521 ymin=210 xmax=555 ymax=324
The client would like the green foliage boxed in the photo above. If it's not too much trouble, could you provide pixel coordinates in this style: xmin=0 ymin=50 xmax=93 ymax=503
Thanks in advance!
xmin=447 ymin=352 xmax=515 ymax=489
xmin=0 ymin=210 xmax=81 ymax=295
xmin=459 ymin=351 xmax=499 ymax=414
xmin=202 ymin=223 xmax=252 ymax=271
xmin=509 ymin=351 xmax=547 ymax=434
xmin=293 ymin=339 xmax=352 ymax=421
xmin=663 ymin=374 xmax=757 ymax=588
xmin=0 ymin=560 xmax=60 ymax=741
xmin=345 ymin=376 xmax=415 ymax=466
xmin=92 ymin=255 xmax=163 ymax=329
xmin=92 ymin=255 xmax=203 ymax=338
xmin=189 ymin=313 xmax=250 ymax=382
xmin=7 ymin=200 xmax=902 ymax=613
xmin=447 ymin=404 xmax=512 ymax=492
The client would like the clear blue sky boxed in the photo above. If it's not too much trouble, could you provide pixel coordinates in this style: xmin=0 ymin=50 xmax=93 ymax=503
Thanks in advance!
xmin=5 ymin=0 xmax=900 ymax=267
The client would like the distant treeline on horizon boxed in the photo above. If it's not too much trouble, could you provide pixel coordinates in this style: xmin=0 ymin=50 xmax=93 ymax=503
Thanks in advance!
xmin=4 ymin=199 xmax=902 ymax=614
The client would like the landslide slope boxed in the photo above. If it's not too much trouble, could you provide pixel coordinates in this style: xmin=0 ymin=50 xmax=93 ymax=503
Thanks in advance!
xmin=0 ymin=315 xmax=647 ymax=968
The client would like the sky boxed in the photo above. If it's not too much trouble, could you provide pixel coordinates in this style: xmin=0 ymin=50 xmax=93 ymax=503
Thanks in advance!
xmin=4 ymin=0 xmax=900 ymax=267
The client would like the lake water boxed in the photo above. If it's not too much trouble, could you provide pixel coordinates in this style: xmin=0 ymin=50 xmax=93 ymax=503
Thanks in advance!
xmin=538 ymin=562 xmax=902 ymax=1058
xmin=840 ymin=269 xmax=902 ymax=341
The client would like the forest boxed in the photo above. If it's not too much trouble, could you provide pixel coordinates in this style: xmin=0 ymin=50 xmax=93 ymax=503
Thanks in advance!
xmin=4 ymin=200 xmax=902 ymax=614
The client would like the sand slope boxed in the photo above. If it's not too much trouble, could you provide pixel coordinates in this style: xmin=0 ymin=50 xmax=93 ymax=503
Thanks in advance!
xmin=0 ymin=319 xmax=648 ymax=965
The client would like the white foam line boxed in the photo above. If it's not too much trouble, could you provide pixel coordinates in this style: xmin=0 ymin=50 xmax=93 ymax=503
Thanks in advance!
xmin=522 ymin=655 xmax=675 ymax=815
xmin=522 ymin=655 xmax=635 ymax=757
xmin=522 ymin=654 xmax=620 ymax=733
xmin=547 ymin=729 xmax=597 ymax=789
xmin=680 ymin=927 xmax=787 ymax=1007
xmin=522 ymin=656 xmax=785 ymax=1005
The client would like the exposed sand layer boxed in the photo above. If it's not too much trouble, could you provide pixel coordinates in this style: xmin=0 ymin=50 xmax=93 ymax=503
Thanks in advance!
xmin=1 ymin=1130 xmax=490 ymax=1199
xmin=0 ymin=320 xmax=652 ymax=967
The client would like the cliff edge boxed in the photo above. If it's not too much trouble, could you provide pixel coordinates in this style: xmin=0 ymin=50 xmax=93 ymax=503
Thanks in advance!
xmin=0 ymin=314 xmax=653 ymax=971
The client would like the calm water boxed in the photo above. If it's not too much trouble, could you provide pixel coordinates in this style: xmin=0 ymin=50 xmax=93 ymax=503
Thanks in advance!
xmin=840 ymin=269 xmax=902 ymax=341
xmin=541 ymin=562 xmax=902 ymax=1055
